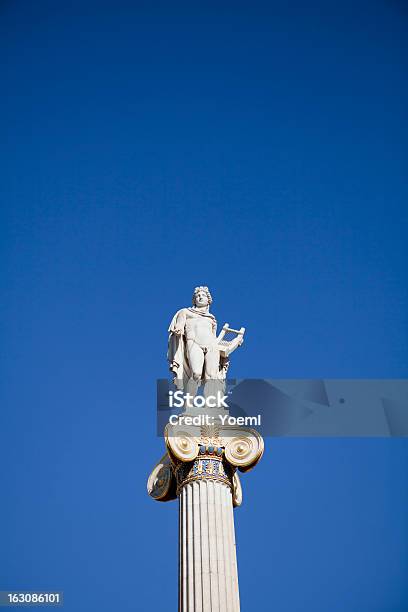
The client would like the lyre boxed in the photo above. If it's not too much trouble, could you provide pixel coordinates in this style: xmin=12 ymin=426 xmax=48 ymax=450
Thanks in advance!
xmin=217 ymin=323 xmax=245 ymax=357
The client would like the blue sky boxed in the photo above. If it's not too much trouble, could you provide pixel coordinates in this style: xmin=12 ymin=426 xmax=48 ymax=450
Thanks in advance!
xmin=1 ymin=1 xmax=407 ymax=610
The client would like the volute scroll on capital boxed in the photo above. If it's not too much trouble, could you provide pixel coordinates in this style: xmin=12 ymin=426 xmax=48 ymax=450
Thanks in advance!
xmin=224 ymin=427 xmax=264 ymax=471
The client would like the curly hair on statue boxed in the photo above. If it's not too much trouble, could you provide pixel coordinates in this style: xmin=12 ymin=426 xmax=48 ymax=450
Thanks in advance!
xmin=192 ymin=286 xmax=213 ymax=306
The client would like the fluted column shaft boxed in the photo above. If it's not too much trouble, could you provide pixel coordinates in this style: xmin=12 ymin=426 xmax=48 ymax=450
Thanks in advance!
xmin=179 ymin=479 xmax=240 ymax=612
xmin=149 ymin=423 xmax=264 ymax=610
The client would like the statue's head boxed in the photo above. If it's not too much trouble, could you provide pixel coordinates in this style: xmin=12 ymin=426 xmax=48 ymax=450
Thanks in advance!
xmin=192 ymin=286 xmax=212 ymax=307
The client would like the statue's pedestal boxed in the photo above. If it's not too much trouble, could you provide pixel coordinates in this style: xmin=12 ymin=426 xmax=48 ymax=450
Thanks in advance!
xmin=148 ymin=414 xmax=263 ymax=612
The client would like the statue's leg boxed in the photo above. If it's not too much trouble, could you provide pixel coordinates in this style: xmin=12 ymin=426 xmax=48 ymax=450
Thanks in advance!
xmin=204 ymin=347 xmax=220 ymax=379
xmin=203 ymin=348 xmax=225 ymax=404
xmin=187 ymin=341 xmax=205 ymax=379
xmin=186 ymin=340 xmax=205 ymax=397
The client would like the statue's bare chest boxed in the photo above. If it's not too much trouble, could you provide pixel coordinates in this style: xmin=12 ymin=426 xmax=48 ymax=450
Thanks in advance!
xmin=185 ymin=311 xmax=214 ymax=340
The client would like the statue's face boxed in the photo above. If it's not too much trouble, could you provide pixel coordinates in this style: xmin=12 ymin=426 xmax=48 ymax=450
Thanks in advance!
xmin=194 ymin=290 xmax=209 ymax=307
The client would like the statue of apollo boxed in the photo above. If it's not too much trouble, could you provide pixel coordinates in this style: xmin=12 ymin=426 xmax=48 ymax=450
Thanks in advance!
xmin=167 ymin=286 xmax=245 ymax=393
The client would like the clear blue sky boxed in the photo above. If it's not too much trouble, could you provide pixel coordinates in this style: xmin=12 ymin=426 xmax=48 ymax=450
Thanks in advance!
xmin=1 ymin=1 xmax=407 ymax=610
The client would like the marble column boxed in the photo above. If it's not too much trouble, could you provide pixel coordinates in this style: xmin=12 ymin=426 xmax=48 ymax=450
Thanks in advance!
xmin=147 ymin=425 xmax=263 ymax=612
xmin=177 ymin=456 xmax=240 ymax=612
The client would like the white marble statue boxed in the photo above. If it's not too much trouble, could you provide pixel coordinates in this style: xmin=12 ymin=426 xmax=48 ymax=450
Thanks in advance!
xmin=167 ymin=286 xmax=245 ymax=392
